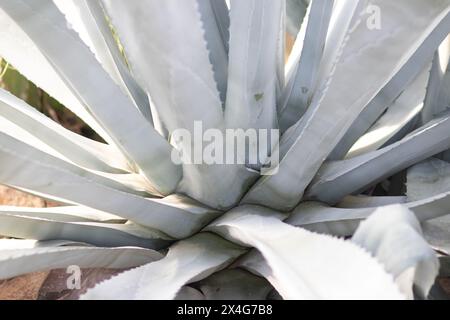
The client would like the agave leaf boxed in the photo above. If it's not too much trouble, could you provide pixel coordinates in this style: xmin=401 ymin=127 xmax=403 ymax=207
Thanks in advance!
xmin=276 ymin=1 xmax=287 ymax=96
xmin=101 ymin=0 xmax=237 ymax=206
xmin=394 ymin=190 xmax=450 ymax=223
xmin=0 ymin=134 xmax=220 ymax=239
xmin=52 ymin=0 xmax=122 ymax=81
xmin=288 ymin=190 xmax=450 ymax=237
xmin=101 ymin=0 xmax=223 ymax=134
xmin=0 ymin=246 xmax=163 ymax=280
xmin=81 ymin=233 xmax=245 ymax=300
xmin=407 ymin=158 xmax=450 ymax=201
xmin=346 ymin=65 xmax=431 ymax=158
xmin=195 ymin=268 xmax=273 ymax=300
xmin=0 ymin=213 xmax=171 ymax=249
xmin=174 ymin=286 xmax=206 ymax=300
xmin=423 ymin=215 xmax=450 ymax=256
xmin=206 ymin=207 xmax=404 ymax=299
xmin=337 ymin=195 xmax=407 ymax=209
xmin=407 ymin=159 xmax=450 ymax=256
xmin=0 ymin=240 xmax=45 ymax=250
xmin=307 ymin=112 xmax=450 ymax=204
xmin=243 ymin=0 xmax=450 ymax=211
xmin=0 ymin=0 xmax=181 ymax=195
xmin=209 ymin=0 xmax=230 ymax=51
xmin=0 ymin=7 xmax=112 ymax=143
xmin=286 ymin=202 xmax=372 ymax=237
xmin=225 ymin=0 xmax=282 ymax=131
xmin=422 ymin=37 xmax=450 ymax=124
xmin=0 ymin=206 xmax=123 ymax=223
xmin=174 ymin=2 xmax=263 ymax=208
xmin=279 ymin=0 xmax=334 ymax=132
xmin=329 ymin=12 xmax=450 ymax=160
xmin=352 ymin=205 xmax=439 ymax=299
xmin=310 ymin=0 xmax=361 ymax=97
xmin=198 ymin=0 xmax=229 ymax=103
xmin=0 ymin=88 xmax=129 ymax=173
xmin=286 ymin=0 xmax=309 ymax=38
xmin=0 ymin=133 xmax=151 ymax=197
xmin=0 ymin=239 xmax=86 ymax=250
xmin=232 ymin=250 xmax=271 ymax=279
xmin=53 ymin=0 xmax=153 ymax=122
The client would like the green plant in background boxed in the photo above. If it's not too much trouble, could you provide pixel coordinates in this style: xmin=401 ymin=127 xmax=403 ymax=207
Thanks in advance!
xmin=0 ymin=0 xmax=449 ymax=300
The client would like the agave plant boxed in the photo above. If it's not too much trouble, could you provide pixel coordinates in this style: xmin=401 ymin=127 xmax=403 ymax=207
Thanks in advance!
xmin=0 ymin=0 xmax=449 ymax=300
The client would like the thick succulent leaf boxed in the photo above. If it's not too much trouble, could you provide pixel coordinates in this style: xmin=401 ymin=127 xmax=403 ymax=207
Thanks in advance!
xmin=52 ymin=0 xmax=120 ymax=82
xmin=275 ymin=0 xmax=286 ymax=101
xmin=187 ymin=1 xmax=284 ymax=205
xmin=0 ymin=134 xmax=220 ymax=239
xmin=407 ymin=158 xmax=450 ymax=201
xmin=225 ymin=0 xmax=282 ymax=132
xmin=243 ymin=0 xmax=450 ymax=211
xmin=0 ymin=133 xmax=151 ymax=197
xmin=174 ymin=286 xmax=206 ymax=300
xmin=101 ymin=0 xmax=234 ymax=205
xmin=53 ymin=0 xmax=153 ymax=122
xmin=337 ymin=195 xmax=407 ymax=209
xmin=0 ymin=239 xmax=86 ymax=250
xmin=313 ymin=0 xmax=361 ymax=96
xmin=286 ymin=0 xmax=309 ymax=38
xmin=329 ymin=12 xmax=450 ymax=160
xmin=0 ymin=88 xmax=129 ymax=173
xmin=423 ymin=215 xmax=450 ymax=256
xmin=195 ymin=268 xmax=273 ymax=300
xmin=232 ymin=250 xmax=272 ymax=280
xmin=288 ymin=192 xmax=450 ymax=237
xmin=352 ymin=205 xmax=439 ymax=299
xmin=0 ymin=212 xmax=170 ymax=249
xmin=279 ymin=0 xmax=334 ymax=132
xmin=0 ymin=8 xmax=118 ymax=146
xmin=198 ymin=0 xmax=229 ymax=103
xmin=81 ymin=233 xmax=245 ymax=300
xmin=208 ymin=0 xmax=230 ymax=51
xmin=178 ymin=164 xmax=258 ymax=210
xmin=422 ymin=37 xmax=450 ymax=124
xmin=407 ymin=159 xmax=450 ymax=256
xmin=287 ymin=202 xmax=372 ymax=237
xmin=206 ymin=207 xmax=404 ymax=299
xmin=101 ymin=0 xmax=223 ymax=134
xmin=0 ymin=240 xmax=44 ymax=250
xmin=347 ymin=66 xmax=431 ymax=158
xmin=0 ymin=206 xmax=123 ymax=223
xmin=0 ymin=0 xmax=181 ymax=195
xmin=0 ymin=245 xmax=162 ymax=280
xmin=307 ymin=112 xmax=450 ymax=204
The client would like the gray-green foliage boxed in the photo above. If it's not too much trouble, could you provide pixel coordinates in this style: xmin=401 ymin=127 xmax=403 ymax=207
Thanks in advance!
xmin=0 ymin=0 xmax=449 ymax=300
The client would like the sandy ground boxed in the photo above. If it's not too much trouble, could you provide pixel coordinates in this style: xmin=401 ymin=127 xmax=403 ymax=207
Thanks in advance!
xmin=0 ymin=186 xmax=57 ymax=207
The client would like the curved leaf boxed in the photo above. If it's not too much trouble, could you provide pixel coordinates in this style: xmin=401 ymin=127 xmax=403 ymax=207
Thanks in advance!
xmin=307 ymin=112 xmax=450 ymax=204
xmin=352 ymin=205 xmax=439 ymax=299
xmin=81 ymin=233 xmax=245 ymax=300
xmin=243 ymin=0 xmax=450 ymax=211
xmin=0 ymin=134 xmax=220 ymax=239
xmin=0 ymin=245 xmax=163 ymax=280
xmin=206 ymin=207 xmax=404 ymax=299
xmin=0 ymin=0 xmax=181 ymax=194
